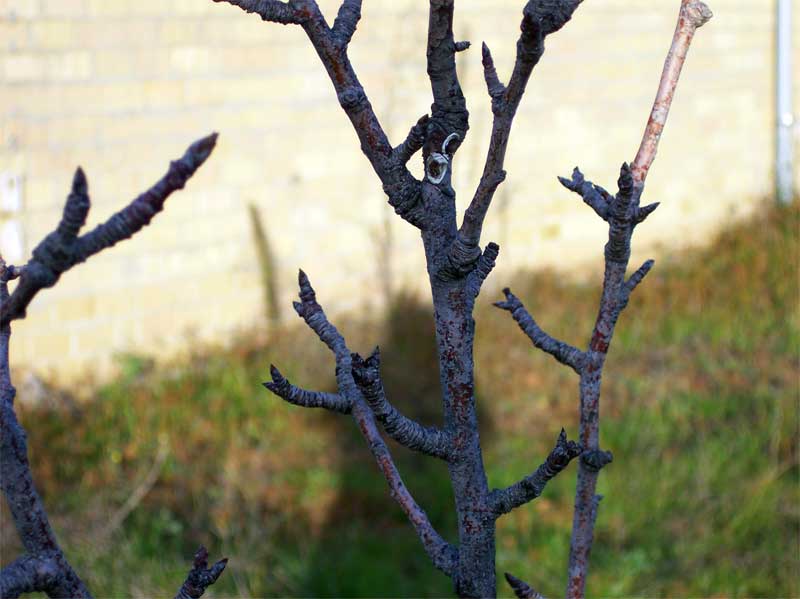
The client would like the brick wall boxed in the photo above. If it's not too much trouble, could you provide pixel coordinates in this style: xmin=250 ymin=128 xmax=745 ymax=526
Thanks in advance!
xmin=1 ymin=0 xmax=798 ymax=382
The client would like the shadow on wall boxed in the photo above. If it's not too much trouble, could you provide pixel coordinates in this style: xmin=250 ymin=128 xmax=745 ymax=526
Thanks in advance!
xmin=248 ymin=203 xmax=283 ymax=327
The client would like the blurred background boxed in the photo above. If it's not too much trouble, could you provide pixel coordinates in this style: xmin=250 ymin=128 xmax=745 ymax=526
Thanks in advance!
xmin=1 ymin=0 xmax=798 ymax=597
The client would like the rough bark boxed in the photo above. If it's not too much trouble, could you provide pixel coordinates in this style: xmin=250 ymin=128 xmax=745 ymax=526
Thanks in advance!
xmin=0 ymin=137 xmax=225 ymax=598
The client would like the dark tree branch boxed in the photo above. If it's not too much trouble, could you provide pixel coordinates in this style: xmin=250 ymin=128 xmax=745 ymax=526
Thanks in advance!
xmin=494 ymin=288 xmax=585 ymax=374
xmin=558 ymin=167 xmax=614 ymax=222
xmin=567 ymin=7 xmax=711 ymax=596
xmin=426 ymin=0 xmax=469 ymax=148
xmin=331 ymin=0 xmax=362 ymax=47
xmin=481 ymin=43 xmax=507 ymax=110
xmin=504 ymin=572 xmax=545 ymax=599
xmin=350 ymin=348 xmax=453 ymax=460
xmin=0 ymin=134 xmax=224 ymax=598
xmin=458 ymin=0 xmax=584 ymax=250
xmin=465 ymin=242 xmax=499 ymax=299
xmin=393 ymin=115 xmax=430 ymax=166
xmin=0 ymin=554 xmax=60 ymax=599
xmin=490 ymin=429 xmax=581 ymax=517
xmin=635 ymin=202 xmax=660 ymax=224
xmin=0 ymin=260 xmax=92 ymax=599
xmin=264 ymin=364 xmax=351 ymax=414
xmin=1 ymin=134 xmax=218 ymax=325
xmin=210 ymin=0 xmax=303 ymax=24
xmin=279 ymin=271 xmax=458 ymax=576
xmin=173 ymin=546 xmax=228 ymax=599
xmin=214 ymin=0 xmax=428 ymax=229
xmin=621 ymin=259 xmax=655 ymax=308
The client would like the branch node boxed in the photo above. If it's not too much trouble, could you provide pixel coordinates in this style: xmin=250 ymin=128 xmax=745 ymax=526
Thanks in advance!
xmin=580 ymin=449 xmax=613 ymax=472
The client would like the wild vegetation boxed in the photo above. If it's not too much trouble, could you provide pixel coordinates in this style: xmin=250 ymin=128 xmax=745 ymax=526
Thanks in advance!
xmin=3 ymin=201 xmax=796 ymax=597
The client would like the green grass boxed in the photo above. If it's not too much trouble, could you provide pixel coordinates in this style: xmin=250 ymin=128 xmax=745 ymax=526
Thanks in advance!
xmin=2 ymin=201 xmax=797 ymax=597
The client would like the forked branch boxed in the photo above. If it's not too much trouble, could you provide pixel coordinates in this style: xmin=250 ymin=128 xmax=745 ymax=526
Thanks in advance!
xmin=265 ymin=271 xmax=458 ymax=575
xmin=458 ymin=0 xmax=583 ymax=249
xmin=213 ymin=0 xmax=428 ymax=229
xmin=494 ymin=289 xmax=585 ymax=374
xmin=350 ymin=348 xmax=453 ymax=460
xmin=490 ymin=429 xmax=581 ymax=517
xmin=0 ymin=135 xmax=223 ymax=598
xmin=0 ymin=134 xmax=218 ymax=325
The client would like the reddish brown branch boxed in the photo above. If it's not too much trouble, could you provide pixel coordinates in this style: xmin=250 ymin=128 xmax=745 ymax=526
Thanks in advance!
xmin=566 ymin=7 xmax=711 ymax=597
xmin=631 ymin=0 xmax=712 ymax=186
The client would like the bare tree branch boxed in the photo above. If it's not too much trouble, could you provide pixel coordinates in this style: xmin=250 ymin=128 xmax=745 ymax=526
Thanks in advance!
xmin=264 ymin=364 xmax=351 ymax=414
xmin=494 ymin=288 xmax=585 ymax=374
xmin=173 ymin=546 xmax=228 ymax=599
xmin=0 ymin=554 xmax=60 ymax=599
xmin=481 ymin=43 xmax=506 ymax=109
xmin=622 ymin=259 xmax=655 ymax=304
xmin=0 ymin=260 xmax=93 ymax=599
xmin=631 ymin=0 xmax=713 ymax=186
xmin=490 ymin=429 xmax=581 ymax=517
xmin=278 ymin=271 xmax=459 ymax=575
xmin=0 ymin=133 xmax=223 ymax=598
xmin=426 ymin=0 xmax=469 ymax=147
xmin=331 ymin=0 xmax=362 ymax=47
xmin=1 ymin=133 xmax=218 ymax=325
xmin=558 ymin=167 xmax=614 ymax=221
xmin=567 ymin=7 xmax=711 ymax=596
xmin=393 ymin=114 xmax=430 ymax=166
xmin=458 ymin=0 xmax=584 ymax=250
xmin=210 ymin=0 xmax=303 ymax=24
xmin=465 ymin=242 xmax=499 ymax=299
xmin=350 ymin=347 xmax=452 ymax=460
xmin=213 ymin=0 xmax=427 ymax=229
xmin=504 ymin=572 xmax=545 ymax=599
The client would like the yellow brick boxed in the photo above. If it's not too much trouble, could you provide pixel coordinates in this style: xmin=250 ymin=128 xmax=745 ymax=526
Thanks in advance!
xmin=46 ymin=51 xmax=92 ymax=81
xmin=29 ymin=21 xmax=77 ymax=49
xmin=0 ymin=22 xmax=29 ymax=50
xmin=0 ymin=0 xmax=40 ymax=19
xmin=41 ymin=0 xmax=86 ymax=17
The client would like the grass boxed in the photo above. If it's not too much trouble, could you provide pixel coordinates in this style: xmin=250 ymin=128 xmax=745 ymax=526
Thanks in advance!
xmin=1 ymin=201 xmax=797 ymax=597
